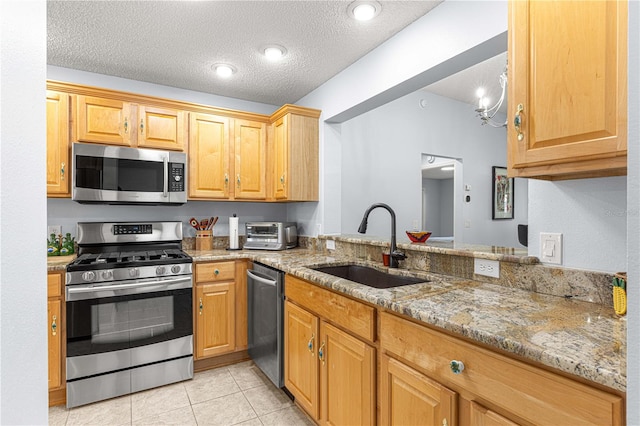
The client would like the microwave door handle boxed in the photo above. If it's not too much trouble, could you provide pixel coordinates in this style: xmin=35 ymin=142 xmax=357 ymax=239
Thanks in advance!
xmin=163 ymin=156 xmax=169 ymax=198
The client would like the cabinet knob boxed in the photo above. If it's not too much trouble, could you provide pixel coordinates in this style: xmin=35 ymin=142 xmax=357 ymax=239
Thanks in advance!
xmin=124 ymin=117 xmax=128 ymax=134
xmin=140 ymin=118 xmax=144 ymax=134
xmin=514 ymin=103 xmax=524 ymax=141
xmin=307 ymin=333 xmax=315 ymax=354
xmin=214 ymin=269 xmax=219 ymax=275
xmin=61 ymin=162 xmax=65 ymax=180
xmin=237 ymin=174 xmax=241 ymax=187
xmin=280 ymin=175 xmax=285 ymax=185
xmin=51 ymin=315 xmax=57 ymax=336
xmin=450 ymin=360 xmax=465 ymax=374
xmin=199 ymin=297 xmax=203 ymax=315
xmin=318 ymin=341 xmax=326 ymax=365
xmin=224 ymin=174 xmax=229 ymax=186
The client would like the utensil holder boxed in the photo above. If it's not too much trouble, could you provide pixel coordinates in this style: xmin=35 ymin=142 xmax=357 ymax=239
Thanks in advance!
xmin=196 ymin=230 xmax=213 ymax=251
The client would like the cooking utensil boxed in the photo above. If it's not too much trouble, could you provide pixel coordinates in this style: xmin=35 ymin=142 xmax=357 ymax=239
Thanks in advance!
xmin=211 ymin=216 xmax=219 ymax=228
xmin=206 ymin=216 xmax=215 ymax=230
xmin=200 ymin=219 xmax=208 ymax=231
xmin=189 ymin=218 xmax=200 ymax=230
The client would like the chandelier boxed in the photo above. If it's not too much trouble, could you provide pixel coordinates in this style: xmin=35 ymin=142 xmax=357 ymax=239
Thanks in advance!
xmin=475 ymin=64 xmax=507 ymax=128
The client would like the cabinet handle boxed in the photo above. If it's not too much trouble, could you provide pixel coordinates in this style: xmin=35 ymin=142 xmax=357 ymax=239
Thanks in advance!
xmin=224 ymin=174 xmax=229 ymax=186
xmin=514 ymin=103 xmax=524 ymax=141
xmin=450 ymin=360 xmax=465 ymax=374
xmin=51 ymin=315 xmax=57 ymax=336
xmin=237 ymin=174 xmax=241 ymax=187
xmin=199 ymin=297 xmax=203 ymax=315
xmin=280 ymin=174 xmax=285 ymax=185
xmin=214 ymin=269 xmax=219 ymax=275
xmin=307 ymin=333 xmax=315 ymax=354
xmin=61 ymin=162 xmax=65 ymax=180
xmin=124 ymin=117 xmax=128 ymax=134
xmin=318 ymin=341 xmax=326 ymax=365
xmin=140 ymin=119 xmax=144 ymax=135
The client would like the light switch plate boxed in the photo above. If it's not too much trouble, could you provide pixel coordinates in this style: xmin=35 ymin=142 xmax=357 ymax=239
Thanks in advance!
xmin=540 ymin=232 xmax=562 ymax=264
xmin=474 ymin=258 xmax=499 ymax=278
xmin=48 ymin=225 xmax=62 ymax=236
xmin=326 ymin=240 xmax=336 ymax=250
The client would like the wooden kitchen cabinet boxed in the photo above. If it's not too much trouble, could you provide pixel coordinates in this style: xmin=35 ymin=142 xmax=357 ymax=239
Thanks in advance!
xmin=284 ymin=275 xmax=376 ymax=425
xmin=189 ymin=112 xmax=231 ymax=199
xmin=194 ymin=261 xmax=236 ymax=359
xmin=507 ymin=0 xmax=628 ymax=180
xmin=234 ymin=118 xmax=267 ymax=200
xmin=136 ymin=105 xmax=186 ymax=151
xmin=46 ymin=90 xmax=71 ymax=197
xmin=76 ymin=95 xmax=186 ymax=150
xmin=269 ymin=105 xmax=321 ymax=201
xmin=380 ymin=312 xmax=624 ymax=425
xmin=48 ymin=271 xmax=65 ymax=406
xmin=380 ymin=354 xmax=457 ymax=426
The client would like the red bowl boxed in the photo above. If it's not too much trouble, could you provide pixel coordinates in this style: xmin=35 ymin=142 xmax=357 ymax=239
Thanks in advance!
xmin=406 ymin=231 xmax=432 ymax=243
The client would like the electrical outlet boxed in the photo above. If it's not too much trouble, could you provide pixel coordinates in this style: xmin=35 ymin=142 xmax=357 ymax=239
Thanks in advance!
xmin=540 ymin=233 xmax=562 ymax=264
xmin=412 ymin=219 xmax=419 ymax=230
xmin=474 ymin=258 xmax=500 ymax=278
xmin=326 ymin=240 xmax=336 ymax=250
xmin=48 ymin=225 xmax=62 ymax=236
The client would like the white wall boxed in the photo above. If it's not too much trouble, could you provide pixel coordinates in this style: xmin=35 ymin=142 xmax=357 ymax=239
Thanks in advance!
xmin=626 ymin=1 xmax=639 ymax=423
xmin=340 ymin=90 xmax=527 ymax=248
xmin=0 ymin=0 xmax=48 ymax=423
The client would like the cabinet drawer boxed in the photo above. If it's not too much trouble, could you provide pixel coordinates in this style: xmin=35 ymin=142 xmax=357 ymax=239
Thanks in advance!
xmin=196 ymin=261 xmax=236 ymax=283
xmin=47 ymin=272 xmax=63 ymax=298
xmin=286 ymin=275 xmax=375 ymax=343
xmin=380 ymin=312 xmax=623 ymax=426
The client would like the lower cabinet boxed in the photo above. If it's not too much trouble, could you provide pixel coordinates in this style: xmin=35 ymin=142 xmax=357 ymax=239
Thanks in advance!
xmin=284 ymin=275 xmax=376 ymax=425
xmin=48 ymin=271 xmax=65 ymax=406
xmin=194 ymin=260 xmax=248 ymax=360
xmin=380 ymin=312 xmax=625 ymax=426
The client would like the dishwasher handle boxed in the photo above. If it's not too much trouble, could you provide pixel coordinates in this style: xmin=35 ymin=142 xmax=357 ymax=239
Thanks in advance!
xmin=247 ymin=269 xmax=277 ymax=287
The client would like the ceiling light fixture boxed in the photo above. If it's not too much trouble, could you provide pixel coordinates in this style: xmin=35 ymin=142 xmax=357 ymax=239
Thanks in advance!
xmin=475 ymin=63 xmax=507 ymax=127
xmin=348 ymin=1 xmax=381 ymax=21
xmin=213 ymin=63 xmax=236 ymax=78
xmin=263 ymin=45 xmax=287 ymax=61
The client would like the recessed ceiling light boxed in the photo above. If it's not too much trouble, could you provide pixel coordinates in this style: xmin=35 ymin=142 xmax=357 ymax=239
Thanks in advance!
xmin=212 ymin=63 xmax=236 ymax=78
xmin=263 ymin=45 xmax=287 ymax=61
xmin=348 ymin=1 xmax=381 ymax=21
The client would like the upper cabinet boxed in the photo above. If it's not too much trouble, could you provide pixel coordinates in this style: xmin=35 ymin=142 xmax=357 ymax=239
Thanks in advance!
xmin=269 ymin=105 xmax=321 ymax=201
xmin=46 ymin=90 xmax=70 ymax=197
xmin=234 ymin=119 xmax=267 ymax=200
xmin=76 ymin=95 xmax=186 ymax=150
xmin=507 ymin=0 xmax=627 ymax=180
xmin=188 ymin=112 xmax=231 ymax=199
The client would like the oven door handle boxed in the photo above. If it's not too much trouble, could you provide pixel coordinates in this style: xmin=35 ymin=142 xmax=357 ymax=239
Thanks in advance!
xmin=66 ymin=276 xmax=192 ymax=301
xmin=247 ymin=270 xmax=277 ymax=287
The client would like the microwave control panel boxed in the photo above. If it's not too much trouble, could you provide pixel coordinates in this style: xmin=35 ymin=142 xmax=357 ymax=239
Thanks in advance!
xmin=169 ymin=163 xmax=185 ymax=192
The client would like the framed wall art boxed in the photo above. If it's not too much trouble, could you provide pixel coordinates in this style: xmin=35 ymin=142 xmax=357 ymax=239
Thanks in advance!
xmin=492 ymin=166 xmax=514 ymax=220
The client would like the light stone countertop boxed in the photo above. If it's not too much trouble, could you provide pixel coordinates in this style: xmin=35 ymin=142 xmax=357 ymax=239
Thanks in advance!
xmin=49 ymin=247 xmax=626 ymax=393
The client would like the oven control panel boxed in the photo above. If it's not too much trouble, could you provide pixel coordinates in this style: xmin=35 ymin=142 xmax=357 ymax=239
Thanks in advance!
xmin=113 ymin=224 xmax=153 ymax=235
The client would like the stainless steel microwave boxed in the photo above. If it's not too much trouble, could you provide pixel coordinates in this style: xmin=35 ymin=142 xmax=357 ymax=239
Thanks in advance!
xmin=72 ymin=143 xmax=187 ymax=205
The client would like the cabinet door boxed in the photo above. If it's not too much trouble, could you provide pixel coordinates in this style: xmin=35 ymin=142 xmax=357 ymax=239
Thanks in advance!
xmin=380 ymin=354 xmax=457 ymax=426
xmin=188 ymin=113 xmax=230 ymax=199
xmin=284 ymin=301 xmax=320 ymax=421
xmin=235 ymin=260 xmax=248 ymax=350
xmin=48 ymin=298 xmax=62 ymax=390
xmin=508 ymin=0 xmax=627 ymax=179
xmin=137 ymin=105 xmax=186 ymax=151
xmin=195 ymin=282 xmax=236 ymax=359
xmin=320 ymin=321 xmax=375 ymax=426
xmin=46 ymin=91 xmax=70 ymax=197
xmin=272 ymin=115 xmax=288 ymax=200
xmin=234 ymin=119 xmax=267 ymax=199
xmin=469 ymin=401 xmax=519 ymax=426
xmin=76 ymin=95 xmax=132 ymax=146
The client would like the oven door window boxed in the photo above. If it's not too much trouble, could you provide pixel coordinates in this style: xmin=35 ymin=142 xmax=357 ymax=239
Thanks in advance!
xmin=75 ymin=155 xmax=164 ymax=193
xmin=67 ymin=288 xmax=191 ymax=357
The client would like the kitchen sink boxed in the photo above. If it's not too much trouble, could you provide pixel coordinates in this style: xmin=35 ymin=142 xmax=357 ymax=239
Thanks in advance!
xmin=311 ymin=264 xmax=426 ymax=289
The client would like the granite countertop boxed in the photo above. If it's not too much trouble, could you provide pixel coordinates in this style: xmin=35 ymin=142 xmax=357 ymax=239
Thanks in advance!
xmin=49 ymin=248 xmax=626 ymax=393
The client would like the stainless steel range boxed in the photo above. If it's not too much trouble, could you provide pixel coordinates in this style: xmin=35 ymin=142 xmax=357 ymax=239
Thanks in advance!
xmin=65 ymin=221 xmax=193 ymax=408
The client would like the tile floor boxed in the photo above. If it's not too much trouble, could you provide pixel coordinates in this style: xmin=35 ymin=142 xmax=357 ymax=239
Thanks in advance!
xmin=49 ymin=361 xmax=314 ymax=426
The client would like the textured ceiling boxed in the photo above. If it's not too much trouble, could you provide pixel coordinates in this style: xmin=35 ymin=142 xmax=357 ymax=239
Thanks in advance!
xmin=48 ymin=0 xmax=442 ymax=106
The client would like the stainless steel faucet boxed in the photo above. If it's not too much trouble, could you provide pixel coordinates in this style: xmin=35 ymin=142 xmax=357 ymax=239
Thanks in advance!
xmin=357 ymin=203 xmax=406 ymax=268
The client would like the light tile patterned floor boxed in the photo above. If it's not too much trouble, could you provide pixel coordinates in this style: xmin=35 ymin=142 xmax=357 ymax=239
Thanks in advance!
xmin=49 ymin=361 xmax=314 ymax=426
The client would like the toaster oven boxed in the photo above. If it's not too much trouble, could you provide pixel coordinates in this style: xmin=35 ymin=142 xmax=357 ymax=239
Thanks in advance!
xmin=244 ymin=222 xmax=297 ymax=250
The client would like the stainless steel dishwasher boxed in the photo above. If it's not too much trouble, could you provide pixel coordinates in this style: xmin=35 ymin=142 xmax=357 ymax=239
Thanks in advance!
xmin=247 ymin=262 xmax=284 ymax=388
